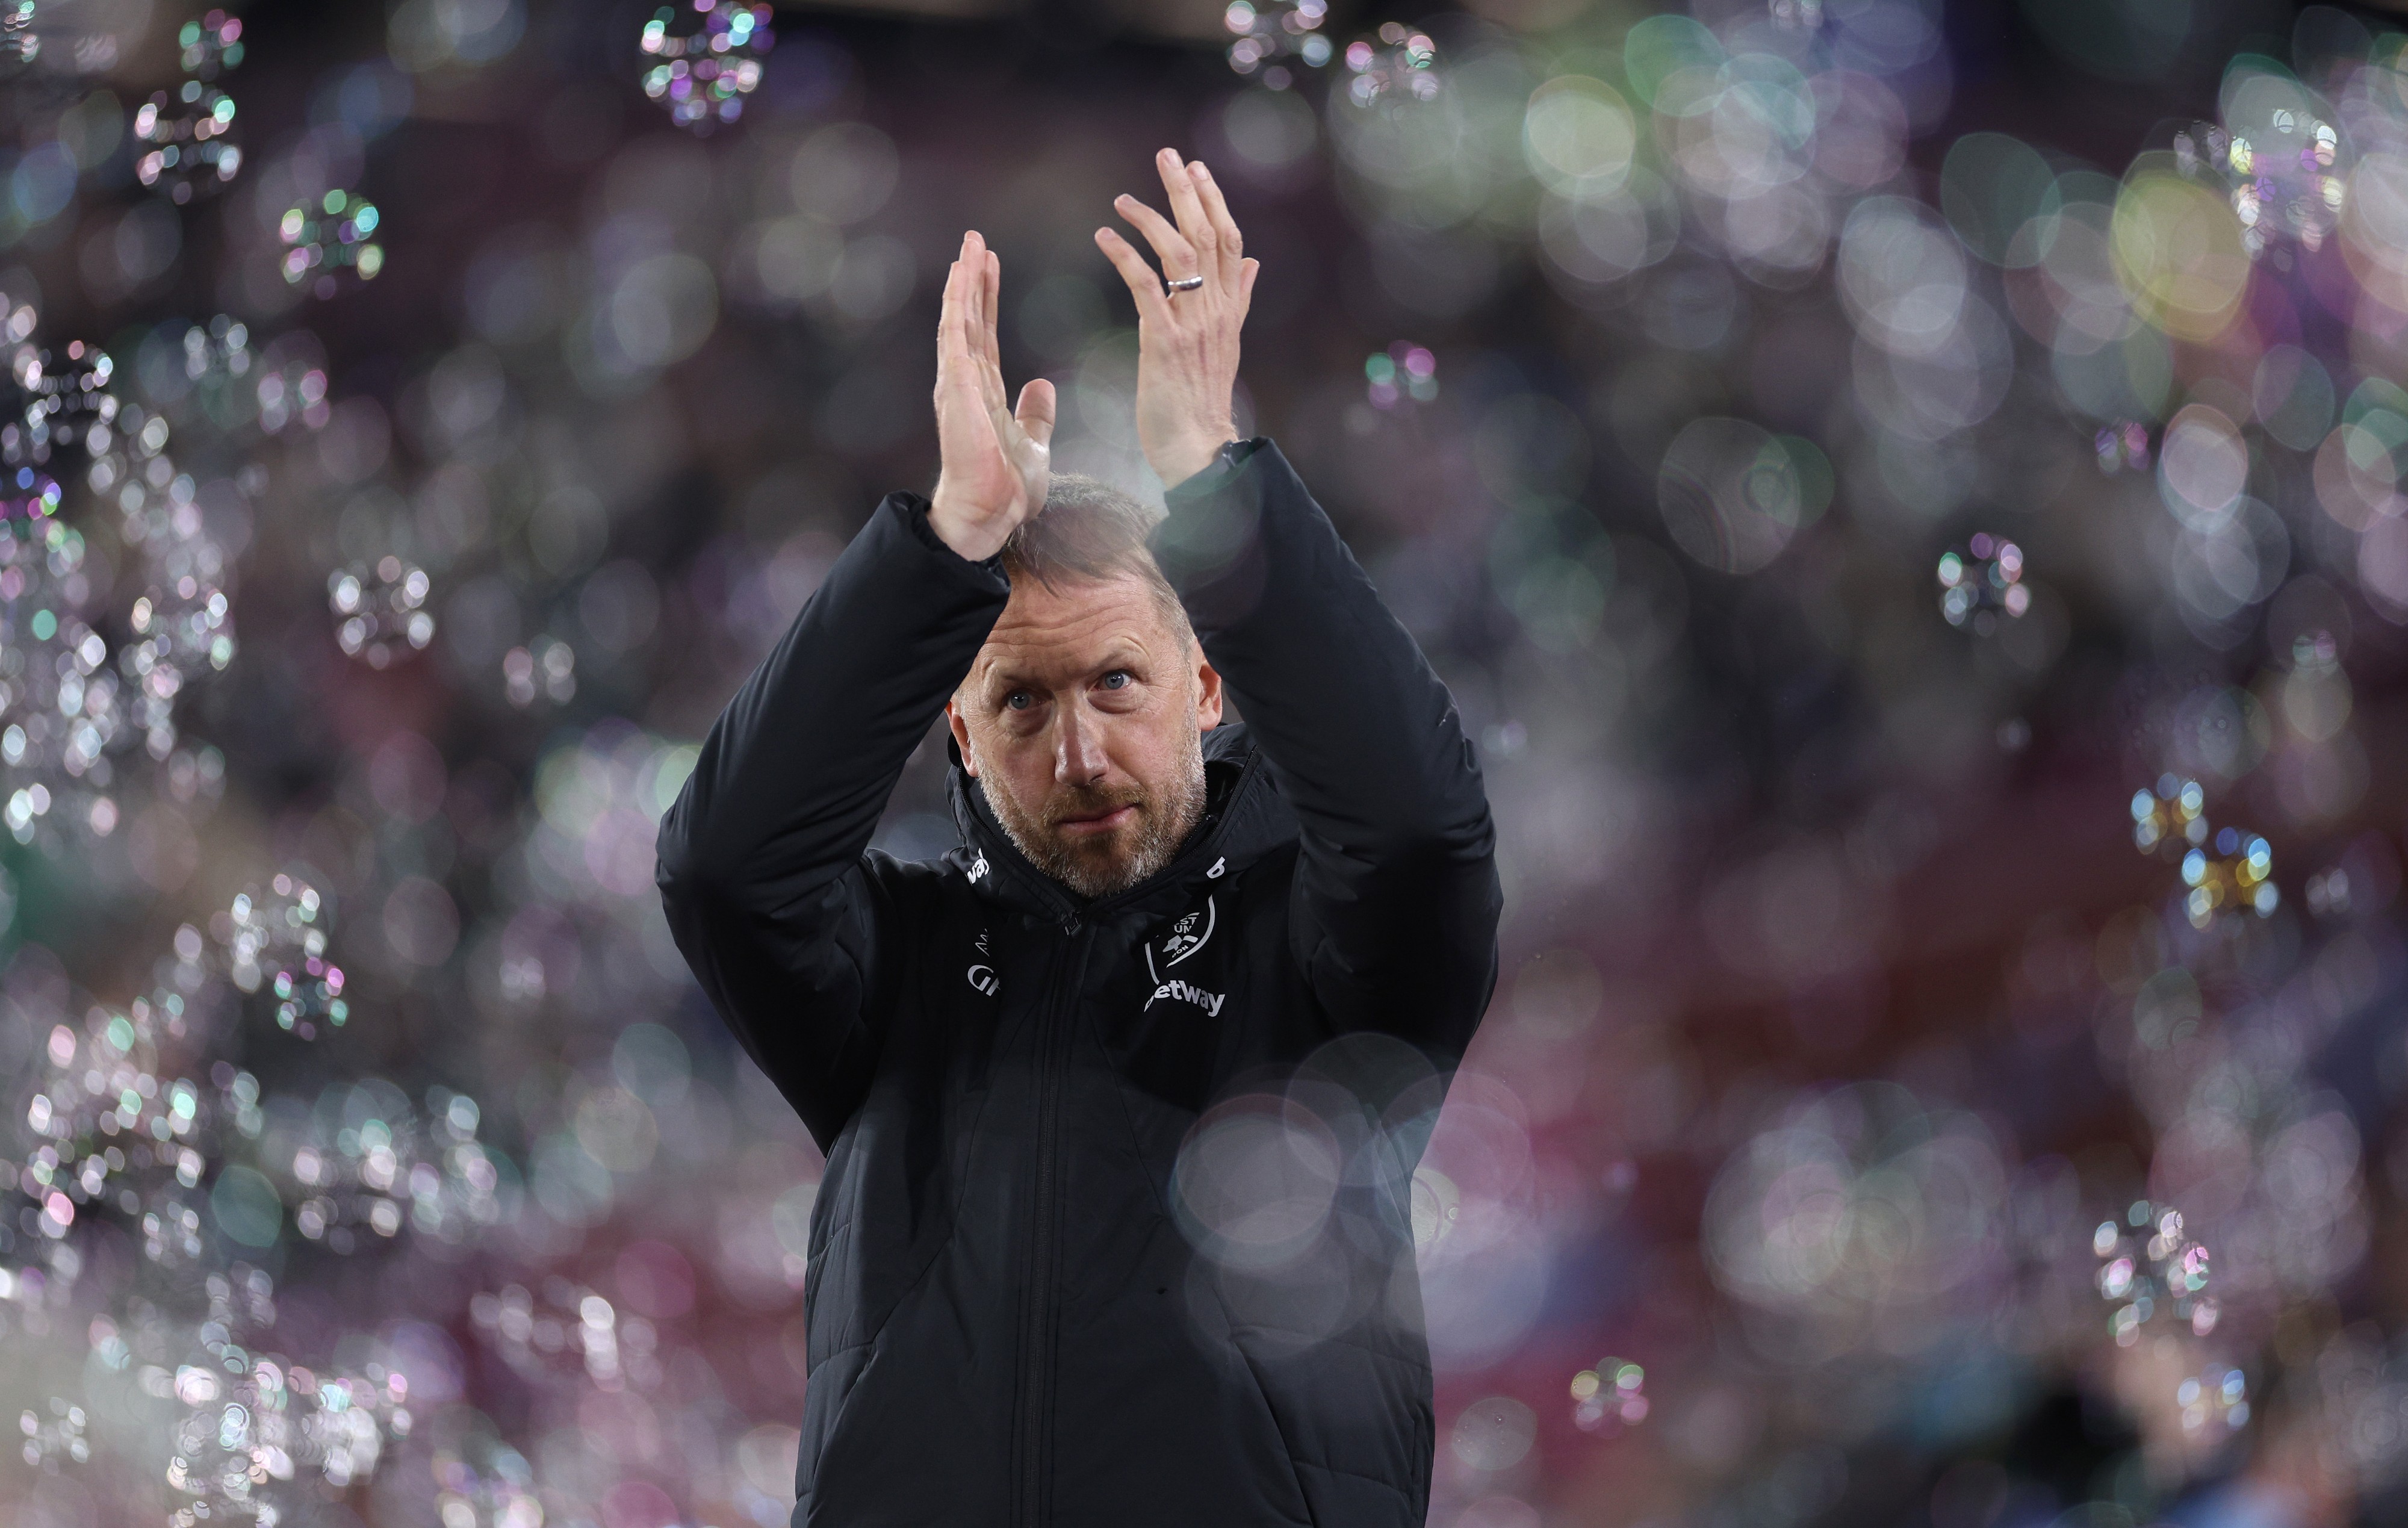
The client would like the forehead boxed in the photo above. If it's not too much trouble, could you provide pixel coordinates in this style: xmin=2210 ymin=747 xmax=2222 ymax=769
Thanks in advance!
xmin=972 ymin=573 xmax=1176 ymax=684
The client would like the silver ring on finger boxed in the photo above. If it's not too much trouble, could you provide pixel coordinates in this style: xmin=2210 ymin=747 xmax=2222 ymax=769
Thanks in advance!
xmin=1165 ymin=275 xmax=1205 ymax=293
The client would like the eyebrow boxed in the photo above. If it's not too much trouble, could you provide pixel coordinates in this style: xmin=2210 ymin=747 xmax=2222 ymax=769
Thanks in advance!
xmin=978 ymin=642 xmax=1152 ymax=695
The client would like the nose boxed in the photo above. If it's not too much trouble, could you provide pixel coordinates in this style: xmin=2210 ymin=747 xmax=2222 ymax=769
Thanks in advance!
xmin=1054 ymin=705 xmax=1107 ymax=786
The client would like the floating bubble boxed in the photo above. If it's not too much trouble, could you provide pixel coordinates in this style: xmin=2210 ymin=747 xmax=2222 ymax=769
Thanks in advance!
xmin=1935 ymin=532 xmax=2031 ymax=630
xmin=503 ymin=636 xmax=576 ymax=708
xmin=19 ymin=1396 xmax=89 ymax=1466
xmin=252 ymin=335 xmax=330 ymax=435
xmin=1569 ymin=1356 xmax=1650 ymax=1433
xmin=217 ymin=874 xmax=348 ymax=1037
xmin=2177 ymin=1364 xmax=2249 ymax=1433
xmin=279 ymin=190 xmax=384 ymax=296
xmin=468 ymin=1280 xmax=635 ymax=1389
xmin=2179 ymin=829 xmax=2278 ymax=928
xmin=2129 ymin=776 xmax=2278 ymax=927
xmin=641 ymin=2 xmax=774 ymax=132
xmin=154 ymin=1268 xmax=416 ymax=1525
xmin=2095 ymin=420 xmax=2153 ymax=473
xmin=135 ymin=81 xmax=243 ymax=203
xmin=1364 ymin=342 xmax=1436 ymax=410
xmin=1224 ymin=0 xmax=1333 ymax=87
xmin=2168 ymin=57 xmax=2350 ymax=260
xmin=284 ymin=1082 xmax=507 ymax=1252
xmin=2132 ymin=774 xmax=2209 ymax=854
xmin=179 ymin=314 xmax=253 ymax=394
xmin=8 ymin=975 xmax=258 ymax=1271
xmin=329 ymin=556 xmax=433 ymax=668
xmin=124 ymin=550 xmax=237 ymax=714
xmin=10 ymin=341 xmax=119 ymax=474
xmin=2095 ymin=1200 xmax=2216 ymax=1344
xmin=1656 ymin=418 xmax=1828 ymax=575
xmin=1 ymin=464 xmax=60 ymax=520
xmin=1453 ymin=1396 xmax=1537 ymax=1472
xmin=0 ymin=2 xmax=34 ymax=75
xmin=1704 ymin=1083 xmax=2009 ymax=1331
xmin=1342 ymin=22 xmax=1438 ymax=108
xmin=0 ymin=530 xmax=133 ymax=836
xmin=178 ymin=8 xmax=242 ymax=77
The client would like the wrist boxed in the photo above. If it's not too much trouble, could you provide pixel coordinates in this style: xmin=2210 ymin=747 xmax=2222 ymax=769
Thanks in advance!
xmin=926 ymin=482 xmax=1013 ymax=563
xmin=1153 ymin=426 xmax=1237 ymax=491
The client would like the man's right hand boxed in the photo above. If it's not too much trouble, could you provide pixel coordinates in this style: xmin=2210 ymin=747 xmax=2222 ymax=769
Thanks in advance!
xmin=928 ymin=231 xmax=1056 ymax=562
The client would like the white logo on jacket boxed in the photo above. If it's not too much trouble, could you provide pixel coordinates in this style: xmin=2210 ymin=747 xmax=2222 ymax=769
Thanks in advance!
xmin=1145 ymin=896 xmax=1215 ymax=985
xmin=1144 ymin=978 xmax=1224 ymax=1016
xmin=1142 ymin=897 xmax=1223 ymax=1015
xmin=967 ymin=964 xmax=999 ymax=996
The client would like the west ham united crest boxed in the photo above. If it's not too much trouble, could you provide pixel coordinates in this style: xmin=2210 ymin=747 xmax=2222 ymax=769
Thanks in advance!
xmin=1145 ymin=896 xmax=1215 ymax=984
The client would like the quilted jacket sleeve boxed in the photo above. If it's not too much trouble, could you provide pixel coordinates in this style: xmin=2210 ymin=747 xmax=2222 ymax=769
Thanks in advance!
xmin=655 ymin=492 xmax=1011 ymax=1149
xmin=1152 ymin=439 xmax=1503 ymax=1064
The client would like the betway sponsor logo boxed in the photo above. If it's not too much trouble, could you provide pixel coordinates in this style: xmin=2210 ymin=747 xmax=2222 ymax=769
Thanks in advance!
xmin=1144 ymin=978 xmax=1224 ymax=1016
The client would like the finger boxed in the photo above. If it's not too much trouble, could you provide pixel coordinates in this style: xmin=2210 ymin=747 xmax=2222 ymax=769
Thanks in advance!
xmin=1016 ymin=377 xmax=1057 ymax=450
xmin=1154 ymin=148 xmax=1219 ymax=279
xmin=1094 ymin=226 xmax=1171 ymax=328
xmin=963 ymin=231 xmax=987 ymax=349
xmin=981 ymin=247 xmax=1004 ymax=374
xmin=957 ymin=237 xmax=1006 ymax=414
xmin=1113 ymin=193 xmax=1199 ymax=281
xmin=1239 ymin=256 xmax=1258 ymax=313
xmin=1187 ymin=160 xmax=1244 ymax=287
xmin=937 ymin=239 xmax=966 ymax=344
xmin=936 ymin=246 xmax=970 ymax=388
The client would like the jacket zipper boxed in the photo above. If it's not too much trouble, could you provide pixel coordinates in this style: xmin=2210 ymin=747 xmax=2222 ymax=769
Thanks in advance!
xmin=1018 ymin=915 xmax=1088 ymax=1527
xmin=991 ymin=752 xmax=1259 ymax=1524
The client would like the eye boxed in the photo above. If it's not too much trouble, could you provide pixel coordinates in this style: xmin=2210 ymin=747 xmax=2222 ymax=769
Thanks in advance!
xmin=1100 ymin=670 xmax=1131 ymax=691
xmin=1005 ymin=691 xmax=1033 ymax=710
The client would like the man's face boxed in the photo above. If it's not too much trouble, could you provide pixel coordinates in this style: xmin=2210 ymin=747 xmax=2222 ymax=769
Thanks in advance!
xmin=948 ymin=573 xmax=1221 ymax=898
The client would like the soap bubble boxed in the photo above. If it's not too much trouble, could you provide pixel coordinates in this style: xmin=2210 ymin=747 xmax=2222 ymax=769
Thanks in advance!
xmin=1224 ymin=0 xmax=1333 ymax=88
xmin=279 ymin=190 xmax=384 ymax=296
xmin=1935 ymin=532 xmax=2031 ymax=631
xmin=135 ymin=81 xmax=244 ymax=202
xmin=217 ymin=874 xmax=348 ymax=1037
xmin=329 ymin=556 xmax=434 ymax=668
xmin=1342 ymin=22 xmax=1439 ymax=107
xmin=2096 ymin=1200 xmax=2217 ymax=1344
xmin=641 ymin=2 xmax=774 ymax=132
xmin=1569 ymin=1357 xmax=1650 ymax=1433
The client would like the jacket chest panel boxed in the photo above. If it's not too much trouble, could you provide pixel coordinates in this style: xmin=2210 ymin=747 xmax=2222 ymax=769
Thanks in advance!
xmin=1089 ymin=891 xmax=1259 ymax=1119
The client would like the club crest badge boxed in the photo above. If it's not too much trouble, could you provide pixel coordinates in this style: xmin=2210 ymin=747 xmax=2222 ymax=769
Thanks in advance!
xmin=1144 ymin=896 xmax=1215 ymax=984
xmin=1164 ymin=901 xmax=1213 ymax=961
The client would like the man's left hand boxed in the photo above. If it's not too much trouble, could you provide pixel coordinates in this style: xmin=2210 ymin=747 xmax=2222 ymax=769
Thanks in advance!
xmin=1095 ymin=148 xmax=1259 ymax=489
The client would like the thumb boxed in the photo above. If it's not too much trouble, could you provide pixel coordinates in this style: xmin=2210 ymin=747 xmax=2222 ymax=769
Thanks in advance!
xmin=1016 ymin=377 xmax=1057 ymax=449
xmin=1239 ymin=258 xmax=1259 ymax=309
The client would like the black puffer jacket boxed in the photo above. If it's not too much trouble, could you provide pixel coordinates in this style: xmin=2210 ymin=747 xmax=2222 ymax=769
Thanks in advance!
xmin=656 ymin=438 xmax=1501 ymax=1527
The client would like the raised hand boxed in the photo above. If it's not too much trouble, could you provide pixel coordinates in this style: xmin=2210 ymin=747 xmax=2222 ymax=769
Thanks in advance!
xmin=1094 ymin=148 xmax=1259 ymax=489
xmin=928 ymin=231 xmax=1057 ymax=562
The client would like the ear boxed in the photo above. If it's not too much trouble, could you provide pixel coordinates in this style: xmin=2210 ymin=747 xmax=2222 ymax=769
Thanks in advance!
xmin=946 ymin=698 xmax=977 ymax=777
xmin=1193 ymin=650 xmax=1223 ymax=731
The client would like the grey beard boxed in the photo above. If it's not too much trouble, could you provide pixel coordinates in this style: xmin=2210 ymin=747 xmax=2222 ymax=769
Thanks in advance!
xmin=976 ymin=732 xmax=1208 ymax=899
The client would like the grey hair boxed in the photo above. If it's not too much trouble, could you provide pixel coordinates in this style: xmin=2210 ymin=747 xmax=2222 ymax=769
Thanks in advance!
xmin=1001 ymin=474 xmax=1192 ymax=641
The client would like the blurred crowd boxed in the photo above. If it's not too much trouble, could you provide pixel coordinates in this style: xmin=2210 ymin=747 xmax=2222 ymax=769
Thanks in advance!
xmin=0 ymin=0 xmax=2404 ymax=1525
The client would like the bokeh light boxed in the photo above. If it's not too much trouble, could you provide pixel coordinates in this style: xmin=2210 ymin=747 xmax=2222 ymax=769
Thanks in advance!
xmin=0 ymin=4 xmax=2404 ymax=1528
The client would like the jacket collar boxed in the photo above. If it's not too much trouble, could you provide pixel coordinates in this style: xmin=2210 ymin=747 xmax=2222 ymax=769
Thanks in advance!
xmin=946 ymin=723 xmax=1292 ymax=925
